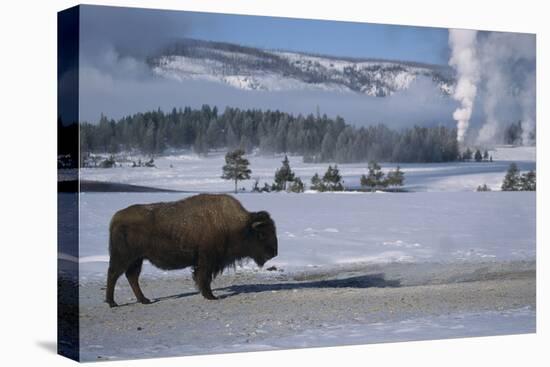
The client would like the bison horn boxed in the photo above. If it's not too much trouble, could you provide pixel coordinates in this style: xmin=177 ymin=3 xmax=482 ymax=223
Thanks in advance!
xmin=251 ymin=221 xmax=265 ymax=229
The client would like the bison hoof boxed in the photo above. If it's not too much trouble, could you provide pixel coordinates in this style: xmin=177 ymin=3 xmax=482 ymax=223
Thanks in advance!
xmin=106 ymin=300 xmax=118 ymax=308
xmin=203 ymin=293 xmax=218 ymax=300
xmin=139 ymin=297 xmax=152 ymax=304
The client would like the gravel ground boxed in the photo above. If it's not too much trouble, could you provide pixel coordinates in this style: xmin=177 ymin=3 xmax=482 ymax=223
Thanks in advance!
xmin=78 ymin=261 xmax=535 ymax=361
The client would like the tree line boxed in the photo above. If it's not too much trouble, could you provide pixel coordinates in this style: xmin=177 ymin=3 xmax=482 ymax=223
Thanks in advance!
xmin=222 ymin=149 xmax=405 ymax=193
xmin=80 ymin=105 xmax=460 ymax=164
xmin=460 ymin=148 xmax=492 ymax=162
xmin=224 ymin=150 xmax=535 ymax=194
xmin=504 ymin=121 xmax=536 ymax=145
xmin=476 ymin=163 xmax=536 ymax=192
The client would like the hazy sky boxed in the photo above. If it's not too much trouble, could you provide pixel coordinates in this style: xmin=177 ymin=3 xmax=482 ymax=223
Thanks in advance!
xmin=171 ymin=13 xmax=450 ymax=65
xmin=79 ymin=5 xmax=450 ymax=64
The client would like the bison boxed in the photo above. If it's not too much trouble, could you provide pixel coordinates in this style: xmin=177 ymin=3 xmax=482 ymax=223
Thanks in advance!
xmin=105 ymin=194 xmax=278 ymax=307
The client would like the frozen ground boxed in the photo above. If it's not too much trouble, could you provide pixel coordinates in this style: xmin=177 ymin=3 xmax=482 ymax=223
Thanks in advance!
xmin=490 ymin=145 xmax=536 ymax=162
xmin=62 ymin=145 xmax=536 ymax=359
xmin=80 ymin=146 xmax=536 ymax=192
xmin=77 ymin=261 xmax=535 ymax=361
xmin=58 ymin=190 xmax=536 ymax=360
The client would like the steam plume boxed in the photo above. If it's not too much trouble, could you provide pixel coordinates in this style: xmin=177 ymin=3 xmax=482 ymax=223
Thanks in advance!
xmin=448 ymin=29 xmax=480 ymax=144
xmin=476 ymin=32 xmax=536 ymax=146
xmin=520 ymin=72 xmax=536 ymax=145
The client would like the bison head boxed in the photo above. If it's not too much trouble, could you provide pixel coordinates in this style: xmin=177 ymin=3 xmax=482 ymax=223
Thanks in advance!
xmin=246 ymin=211 xmax=278 ymax=267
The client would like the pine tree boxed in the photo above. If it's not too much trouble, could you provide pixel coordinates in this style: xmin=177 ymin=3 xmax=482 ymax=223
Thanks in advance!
xmin=474 ymin=149 xmax=483 ymax=162
xmin=221 ymin=149 xmax=252 ymax=193
xmin=320 ymin=131 xmax=336 ymax=161
xmin=261 ymin=182 xmax=271 ymax=192
xmin=273 ymin=155 xmax=295 ymax=191
xmin=520 ymin=171 xmax=536 ymax=191
xmin=225 ymin=124 xmax=239 ymax=150
xmin=288 ymin=177 xmax=305 ymax=193
xmin=476 ymin=184 xmax=491 ymax=192
xmin=483 ymin=150 xmax=489 ymax=161
xmin=361 ymin=161 xmax=385 ymax=191
xmin=143 ymin=122 xmax=156 ymax=156
xmin=193 ymin=129 xmax=208 ymax=156
xmin=462 ymin=148 xmax=473 ymax=161
xmin=100 ymin=155 xmax=116 ymax=168
xmin=386 ymin=165 xmax=405 ymax=190
xmin=322 ymin=165 xmax=344 ymax=191
xmin=505 ymin=121 xmax=523 ymax=145
xmin=251 ymin=178 xmax=261 ymax=192
xmin=80 ymin=127 xmax=91 ymax=166
xmin=310 ymin=173 xmax=325 ymax=192
xmin=501 ymin=163 xmax=521 ymax=191
xmin=206 ymin=119 xmax=222 ymax=149
xmin=239 ymin=134 xmax=254 ymax=154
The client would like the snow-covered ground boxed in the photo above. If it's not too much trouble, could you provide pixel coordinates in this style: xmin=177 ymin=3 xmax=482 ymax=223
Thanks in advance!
xmin=80 ymin=146 xmax=536 ymax=193
xmin=234 ymin=307 xmax=536 ymax=352
xmin=70 ymin=145 xmax=537 ymax=278
xmin=67 ymin=190 xmax=535 ymax=281
xmin=63 ymin=145 xmax=536 ymax=359
xmin=490 ymin=145 xmax=536 ymax=161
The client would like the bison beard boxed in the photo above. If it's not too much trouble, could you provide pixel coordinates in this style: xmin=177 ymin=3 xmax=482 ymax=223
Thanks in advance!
xmin=105 ymin=194 xmax=278 ymax=307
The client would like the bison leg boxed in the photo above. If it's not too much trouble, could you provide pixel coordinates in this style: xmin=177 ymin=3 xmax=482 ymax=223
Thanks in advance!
xmin=105 ymin=265 xmax=124 ymax=308
xmin=125 ymin=258 xmax=151 ymax=305
xmin=193 ymin=265 xmax=217 ymax=300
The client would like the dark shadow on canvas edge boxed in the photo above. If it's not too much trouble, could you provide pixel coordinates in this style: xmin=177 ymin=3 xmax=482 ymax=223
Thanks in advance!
xmin=35 ymin=340 xmax=57 ymax=355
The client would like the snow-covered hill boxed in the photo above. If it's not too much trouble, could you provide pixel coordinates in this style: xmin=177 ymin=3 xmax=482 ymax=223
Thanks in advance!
xmin=149 ymin=38 xmax=454 ymax=96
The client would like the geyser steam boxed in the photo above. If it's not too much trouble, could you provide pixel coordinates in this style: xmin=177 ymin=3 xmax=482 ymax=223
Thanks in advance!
xmin=476 ymin=32 xmax=536 ymax=146
xmin=448 ymin=29 xmax=480 ymax=144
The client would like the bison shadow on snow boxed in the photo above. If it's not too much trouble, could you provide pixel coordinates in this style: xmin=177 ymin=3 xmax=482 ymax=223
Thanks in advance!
xmin=218 ymin=273 xmax=401 ymax=298
xmin=145 ymin=273 xmax=401 ymax=304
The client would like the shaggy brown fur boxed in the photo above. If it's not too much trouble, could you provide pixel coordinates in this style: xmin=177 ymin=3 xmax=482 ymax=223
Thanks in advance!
xmin=105 ymin=194 xmax=277 ymax=307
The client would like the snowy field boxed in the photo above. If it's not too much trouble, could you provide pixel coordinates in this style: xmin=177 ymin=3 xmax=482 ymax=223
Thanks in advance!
xmin=64 ymin=191 xmax=536 ymax=280
xmin=62 ymin=145 xmax=536 ymax=359
xmin=209 ymin=307 xmax=536 ymax=355
xmin=80 ymin=146 xmax=536 ymax=193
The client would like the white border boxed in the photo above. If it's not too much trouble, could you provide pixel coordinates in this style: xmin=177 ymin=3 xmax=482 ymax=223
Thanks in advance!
xmin=1 ymin=1 xmax=547 ymax=366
